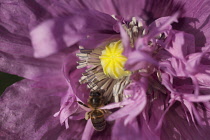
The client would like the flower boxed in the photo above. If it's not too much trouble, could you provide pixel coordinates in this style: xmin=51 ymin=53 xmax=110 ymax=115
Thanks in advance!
xmin=1 ymin=0 xmax=210 ymax=140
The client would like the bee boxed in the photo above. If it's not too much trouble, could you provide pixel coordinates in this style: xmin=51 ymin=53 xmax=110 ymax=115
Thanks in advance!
xmin=78 ymin=90 xmax=107 ymax=131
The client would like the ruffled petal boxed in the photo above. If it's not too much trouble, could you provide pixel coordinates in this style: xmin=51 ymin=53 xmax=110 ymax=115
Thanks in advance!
xmin=125 ymin=50 xmax=157 ymax=71
xmin=165 ymin=31 xmax=195 ymax=59
xmin=107 ymin=77 xmax=147 ymax=125
xmin=63 ymin=52 xmax=89 ymax=103
xmin=161 ymin=104 xmax=210 ymax=140
xmin=0 ymin=79 xmax=85 ymax=140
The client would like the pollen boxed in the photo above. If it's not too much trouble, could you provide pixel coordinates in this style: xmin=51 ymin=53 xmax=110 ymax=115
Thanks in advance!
xmin=99 ymin=41 xmax=131 ymax=79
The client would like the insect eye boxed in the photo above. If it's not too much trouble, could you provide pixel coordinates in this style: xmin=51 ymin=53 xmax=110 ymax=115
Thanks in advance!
xmin=90 ymin=91 xmax=101 ymax=96
xmin=95 ymin=92 xmax=101 ymax=96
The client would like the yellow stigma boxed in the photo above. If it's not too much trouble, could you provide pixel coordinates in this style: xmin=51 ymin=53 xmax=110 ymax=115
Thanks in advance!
xmin=99 ymin=40 xmax=131 ymax=79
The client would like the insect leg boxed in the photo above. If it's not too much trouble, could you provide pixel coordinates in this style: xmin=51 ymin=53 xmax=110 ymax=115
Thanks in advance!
xmin=85 ymin=112 xmax=91 ymax=120
xmin=77 ymin=101 xmax=89 ymax=108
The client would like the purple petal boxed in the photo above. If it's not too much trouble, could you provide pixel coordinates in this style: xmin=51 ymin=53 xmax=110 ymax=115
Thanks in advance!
xmin=174 ymin=0 xmax=210 ymax=47
xmin=183 ymin=94 xmax=210 ymax=102
xmin=143 ymin=0 xmax=183 ymax=24
xmin=30 ymin=10 xmax=117 ymax=58
xmin=69 ymin=0 xmax=145 ymax=20
xmin=82 ymin=120 xmax=94 ymax=140
xmin=63 ymin=53 xmax=90 ymax=103
xmin=196 ymin=73 xmax=210 ymax=86
xmin=0 ymin=50 xmax=66 ymax=83
xmin=119 ymin=23 xmax=130 ymax=56
xmin=101 ymin=99 xmax=134 ymax=110
xmin=107 ymin=77 xmax=147 ymax=124
xmin=30 ymin=18 xmax=82 ymax=58
xmin=58 ymin=95 xmax=78 ymax=124
xmin=0 ymin=79 xmax=85 ymax=139
xmin=112 ymin=117 xmax=141 ymax=140
xmin=139 ymin=115 xmax=160 ymax=140
xmin=161 ymin=104 xmax=210 ymax=140
xmin=0 ymin=0 xmax=51 ymax=36
xmin=125 ymin=50 xmax=157 ymax=71
xmin=147 ymin=13 xmax=179 ymax=40
xmin=166 ymin=31 xmax=195 ymax=59
xmin=0 ymin=26 xmax=33 ymax=56
xmin=0 ymin=0 xmax=50 ymax=56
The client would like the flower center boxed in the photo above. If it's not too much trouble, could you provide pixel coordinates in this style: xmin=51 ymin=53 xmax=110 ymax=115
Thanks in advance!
xmin=99 ymin=40 xmax=131 ymax=79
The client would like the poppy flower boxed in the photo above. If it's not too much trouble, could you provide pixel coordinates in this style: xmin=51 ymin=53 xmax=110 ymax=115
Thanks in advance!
xmin=1 ymin=0 xmax=210 ymax=140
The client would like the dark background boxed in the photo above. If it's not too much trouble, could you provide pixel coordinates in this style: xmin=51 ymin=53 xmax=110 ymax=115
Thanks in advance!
xmin=0 ymin=72 xmax=23 ymax=95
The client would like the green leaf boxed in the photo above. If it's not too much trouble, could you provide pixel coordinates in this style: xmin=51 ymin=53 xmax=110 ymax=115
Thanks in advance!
xmin=0 ymin=72 xmax=23 ymax=95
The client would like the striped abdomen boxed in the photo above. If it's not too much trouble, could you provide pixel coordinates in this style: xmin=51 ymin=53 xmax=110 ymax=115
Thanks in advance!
xmin=90 ymin=109 xmax=106 ymax=131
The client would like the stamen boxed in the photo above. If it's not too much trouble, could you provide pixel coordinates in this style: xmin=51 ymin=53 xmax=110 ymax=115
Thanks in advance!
xmin=76 ymin=16 xmax=168 ymax=105
xmin=122 ymin=17 xmax=146 ymax=47
xmin=113 ymin=76 xmax=130 ymax=102
xmin=76 ymin=41 xmax=131 ymax=103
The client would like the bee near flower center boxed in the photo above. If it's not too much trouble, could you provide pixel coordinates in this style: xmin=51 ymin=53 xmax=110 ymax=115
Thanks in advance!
xmin=76 ymin=40 xmax=131 ymax=103
xmin=99 ymin=40 xmax=131 ymax=79
xmin=76 ymin=17 xmax=168 ymax=103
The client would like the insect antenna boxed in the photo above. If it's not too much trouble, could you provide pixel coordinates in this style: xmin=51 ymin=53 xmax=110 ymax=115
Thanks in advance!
xmin=77 ymin=101 xmax=90 ymax=108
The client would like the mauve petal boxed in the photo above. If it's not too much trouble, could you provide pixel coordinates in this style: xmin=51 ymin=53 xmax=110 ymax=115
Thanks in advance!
xmin=101 ymin=99 xmax=134 ymax=110
xmin=112 ymin=117 xmax=141 ymax=140
xmin=197 ymin=102 xmax=210 ymax=125
xmin=124 ymin=95 xmax=147 ymax=125
xmin=146 ymin=13 xmax=179 ymax=40
xmin=0 ymin=79 xmax=85 ymax=140
xmin=82 ymin=120 xmax=94 ymax=140
xmin=107 ymin=77 xmax=147 ymax=124
xmin=173 ymin=0 xmax=210 ymax=47
xmin=166 ymin=31 xmax=195 ymax=59
xmin=139 ymin=116 xmax=160 ymax=140
xmin=0 ymin=0 xmax=56 ymax=57
xmin=160 ymin=58 xmax=187 ymax=77
xmin=0 ymin=0 xmax=51 ymax=35
xmin=143 ymin=92 xmax=167 ymax=137
xmin=34 ymin=0 xmax=70 ymax=17
xmin=58 ymin=95 xmax=78 ymax=125
xmin=161 ymin=104 xmax=210 ymax=140
xmin=0 ymin=26 xmax=33 ymax=56
xmin=196 ymin=73 xmax=210 ymax=86
xmin=143 ymin=0 xmax=183 ymax=24
xmin=0 ymin=50 xmax=64 ymax=81
xmin=183 ymin=94 xmax=210 ymax=102
xmin=30 ymin=18 xmax=82 ymax=58
xmin=80 ymin=34 xmax=120 ymax=50
xmin=69 ymin=111 xmax=86 ymax=120
xmin=119 ymin=23 xmax=132 ymax=57
xmin=69 ymin=0 xmax=145 ymax=20
xmin=63 ymin=52 xmax=89 ymax=103
xmin=161 ymin=73 xmax=176 ymax=93
xmin=148 ymin=16 xmax=173 ymax=32
xmin=125 ymin=50 xmax=157 ymax=71
xmin=30 ymin=10 xmax=117 ymax=58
